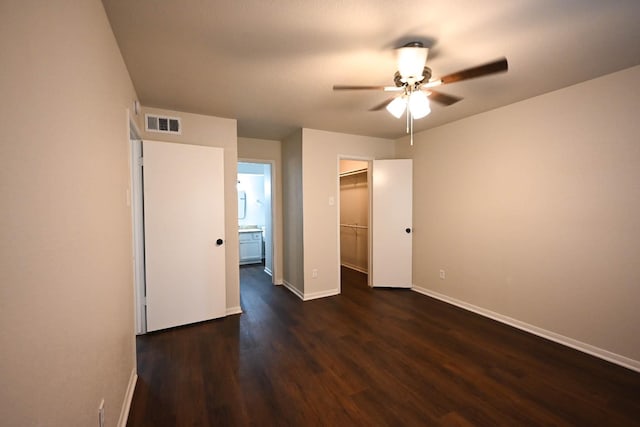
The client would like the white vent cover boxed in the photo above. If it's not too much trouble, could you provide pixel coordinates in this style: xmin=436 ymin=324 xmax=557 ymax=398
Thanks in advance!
xmin=145 ymin=114 xmax=181 ymax=135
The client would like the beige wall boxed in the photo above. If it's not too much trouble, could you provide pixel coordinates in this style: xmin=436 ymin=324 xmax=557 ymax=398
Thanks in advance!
xmin=140 ymin=107 xmax=240 ymax=312
xmin=282 ymin=130 xmax=305 ymax=293
xmin=302 ymin=129 xmax=395 ymax=298
xmin=0 ymin=1 xmax=138 ymax=425
xmin=238 ymin=137 xmax=284 ymax=284
xmin=397 ymin=65 xmax=640 ymax=365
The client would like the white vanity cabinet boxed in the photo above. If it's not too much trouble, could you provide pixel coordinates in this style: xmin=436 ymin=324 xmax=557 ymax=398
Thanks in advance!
xmin=239 ymin=230 xmax=263 ymax=265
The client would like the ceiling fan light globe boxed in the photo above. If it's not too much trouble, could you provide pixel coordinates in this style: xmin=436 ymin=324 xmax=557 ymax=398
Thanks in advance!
xmin=397 ymin=46 xmax=428 ymax=80
xmin=386 ymin=96 xmax=407 ymax=118
xmin=409 ymin=91 xmax=431 ymax=119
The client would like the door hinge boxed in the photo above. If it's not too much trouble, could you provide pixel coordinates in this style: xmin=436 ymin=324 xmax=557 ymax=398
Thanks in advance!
xmin=137 ymin=157 xmax=144 ymax=166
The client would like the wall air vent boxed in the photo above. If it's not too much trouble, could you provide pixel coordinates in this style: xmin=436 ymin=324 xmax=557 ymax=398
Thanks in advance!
xmin=145 ymin=114 xmax=181 ymax=135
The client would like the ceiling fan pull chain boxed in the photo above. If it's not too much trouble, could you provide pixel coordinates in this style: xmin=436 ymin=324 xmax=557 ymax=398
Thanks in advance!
xmin=410 ymin=110 xmax=414 ymax=146
xmin=406 ymin=105 xmax=410 ymax=133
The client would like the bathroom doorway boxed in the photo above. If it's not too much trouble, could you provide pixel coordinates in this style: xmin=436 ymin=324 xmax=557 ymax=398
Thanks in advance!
xmin=238 ymin=162 xmax=275 ymax=279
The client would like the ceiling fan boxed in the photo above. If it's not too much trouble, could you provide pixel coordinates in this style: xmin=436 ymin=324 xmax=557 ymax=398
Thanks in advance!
xmin=333 ymin=42 xmax=508 ymax=144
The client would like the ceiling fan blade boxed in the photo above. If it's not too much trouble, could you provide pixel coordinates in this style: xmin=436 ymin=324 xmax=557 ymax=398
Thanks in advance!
xmin=369 ymin=97 xmax=396 ymax=111
xmin=426 ymin=90 xmax=462 ymax=106
xmin=439 ymin=57 xmax=508 ymax=85
xmin=333 ymin=85 xmax=388 ymax=91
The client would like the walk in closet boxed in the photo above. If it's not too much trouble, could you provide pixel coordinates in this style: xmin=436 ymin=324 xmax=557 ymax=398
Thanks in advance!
xmin=339 ymin=160 xmax=369 ymax=274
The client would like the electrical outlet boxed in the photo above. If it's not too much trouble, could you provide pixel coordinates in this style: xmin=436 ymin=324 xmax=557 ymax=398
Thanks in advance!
xmin=439 ymin=269 xmax=446 ymax=280
xmin=98 ymin=399 xmax=105 ymax=427
xmin=312 ymin=269 xmax=318 ymax=279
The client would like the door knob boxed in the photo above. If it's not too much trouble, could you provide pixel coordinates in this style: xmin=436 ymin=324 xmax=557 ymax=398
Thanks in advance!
xmin=405 ymin=228 xmax=412 ymax=234
xmin=216 ymin=238 xmax=224 ymax=246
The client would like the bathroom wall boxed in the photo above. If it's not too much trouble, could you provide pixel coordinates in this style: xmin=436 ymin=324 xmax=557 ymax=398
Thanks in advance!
xmin=238 ymin=167 xmax=266 ymax=228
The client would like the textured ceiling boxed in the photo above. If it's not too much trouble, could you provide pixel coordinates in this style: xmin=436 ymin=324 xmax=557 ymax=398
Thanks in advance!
xmin=102 ymin=0 xmax=640 ymax=140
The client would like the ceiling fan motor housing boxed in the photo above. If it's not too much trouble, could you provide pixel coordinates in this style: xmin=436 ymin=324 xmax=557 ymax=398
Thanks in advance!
xmin=394 ymin=67 xmax=432 ymax=87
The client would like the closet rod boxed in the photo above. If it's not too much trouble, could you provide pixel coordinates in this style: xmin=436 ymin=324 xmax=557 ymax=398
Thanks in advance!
xmin=339 ymin=168 xmax=367 ymax=178
xmin=340 ymin=224 xmax=368 ymax=229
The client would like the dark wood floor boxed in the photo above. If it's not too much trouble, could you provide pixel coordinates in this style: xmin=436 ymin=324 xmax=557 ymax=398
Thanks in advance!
xmin=127 ymin=265 xmax=640 ymax=426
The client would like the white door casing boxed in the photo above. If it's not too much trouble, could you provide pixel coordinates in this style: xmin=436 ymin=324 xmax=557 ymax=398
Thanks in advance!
xmin=143 ymin=140 xmax=226 ymax=332
xmin=262 ymin=163 xmax=274 ymax=276
xmin=372 ymin=159 xmax=413 ymax=288
xmin=130 ymin=139 xmax=146 ymax=334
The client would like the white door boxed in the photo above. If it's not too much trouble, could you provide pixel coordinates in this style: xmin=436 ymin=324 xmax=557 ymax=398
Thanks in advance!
xmin=372 ymin=159 xmax=412 ymax=287
xmin=143 ymin=140 xmax=226 ymax=332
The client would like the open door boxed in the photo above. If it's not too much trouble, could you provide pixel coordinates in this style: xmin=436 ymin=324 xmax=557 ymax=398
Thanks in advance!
xmin=372 ymin=159 xmax=412 ymax=288
xmin=143 ymin=140 xmax=226 ymax=332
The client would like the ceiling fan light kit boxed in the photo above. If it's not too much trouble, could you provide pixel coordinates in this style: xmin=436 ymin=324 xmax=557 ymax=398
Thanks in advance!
xmin=385 ymin=90 xmax=432 ymax=119
xmin=333 ymin=41 xmax=508 ymax=145
xmin=386 ymin=96 xmax=407 ymax=118
xmin=408 ymin=91 xmax=431 ymax=119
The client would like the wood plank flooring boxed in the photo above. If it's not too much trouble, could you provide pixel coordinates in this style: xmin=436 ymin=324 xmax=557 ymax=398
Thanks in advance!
xmin=127 ymin=265 xmax=640 ymax=426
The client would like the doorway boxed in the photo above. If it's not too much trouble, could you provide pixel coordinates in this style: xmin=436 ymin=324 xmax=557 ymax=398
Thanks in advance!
xmin=238 ymin=161 xmax=275 ymax=281
xmin=339 ymin=159 xmax=371 ymax=288
xmin=338 ymin=158 xmax=414 ymax=290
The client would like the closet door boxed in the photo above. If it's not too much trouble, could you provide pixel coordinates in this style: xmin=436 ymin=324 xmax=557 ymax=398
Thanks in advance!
xmin=143 ymin=140 xmax=226 ymax=332
xmin=372 ymin=159 xmax=412 ymax=287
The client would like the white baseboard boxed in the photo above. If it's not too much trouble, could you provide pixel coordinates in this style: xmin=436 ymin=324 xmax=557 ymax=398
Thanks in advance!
xmin=411 ymin=286 xmax=640 ymax=373
xmin=117 ymin=368 xmax=137 ymax=427
xmin=340 ymin=263 xmax=368 ymax=275
xmin=282 ymin=280 xmax=340 ymax=301
xmin=226 ymin=306 xmax=243 ymax=316
xmin=303 ymin=288 xmax=340 ymax=301
xmin=282 ymin=280 xmax=304 ymax=300
xmin=264 ymin=268 xmax=284 ymax=285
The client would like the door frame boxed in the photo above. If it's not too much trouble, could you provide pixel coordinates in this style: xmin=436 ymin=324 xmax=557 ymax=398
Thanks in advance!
xmin=337 ymin=155 xmax=374 ymax=291
xmin=129 ymin=119 xmax=147 ymax=335
xmin=237 ymin=158 xmax=279 ymax=285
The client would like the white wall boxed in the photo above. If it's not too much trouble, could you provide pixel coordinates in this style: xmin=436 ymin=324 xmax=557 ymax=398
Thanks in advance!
xmin=397 ymin=65 xmax=640 ymax=368
xmin=0 ymin=1 xmax=138 ymax=425
xmin=302 ymin=129 xmax=395 ymax=298
xmin=238 ymin=173 xmax=266 ymax=227
xmin=140 ymin=107 xmax=240 ymax=313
